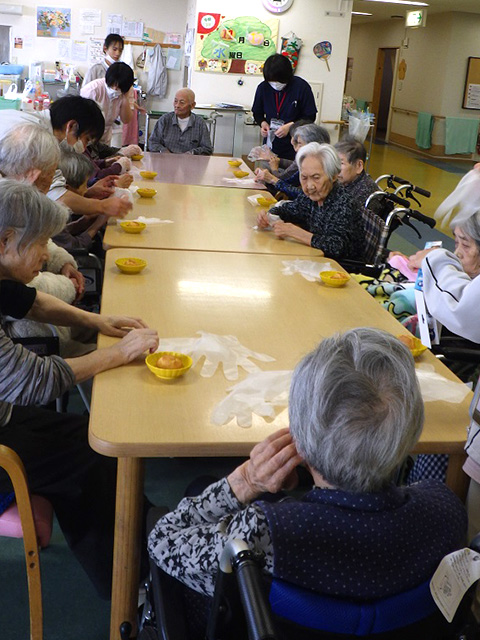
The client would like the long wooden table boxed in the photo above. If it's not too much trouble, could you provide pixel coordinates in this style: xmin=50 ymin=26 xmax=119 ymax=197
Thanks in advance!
xmin=131 ymin=152 xmax=265 ymax=189
xmin=104 ymin=182 xmax=318 ymax=255
xmin=90 ymin=248 xmax=472 ymax=639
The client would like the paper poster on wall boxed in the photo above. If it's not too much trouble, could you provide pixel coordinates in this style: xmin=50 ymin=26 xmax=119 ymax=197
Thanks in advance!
xmin=89 ymin=38 xmax=104 ymax=64
xmin=80 ymin=9 xmax=102 ymax=27
xmin=195 ymin=13 xmax=278 ymax=75
xmin=107 ymin=14 xmax=122 ymax=36
xmin=72 ymin=40 xmax=89 ymax=62
xmin=14 ymin=37 xmax=23 ymax=49
xmin=58 ymin=38 xmax=71 ymax=59
xmin=122 ymin=20 xmax=143 ymax=39
xmin=37 ymin=7 xmax=71 ymax=39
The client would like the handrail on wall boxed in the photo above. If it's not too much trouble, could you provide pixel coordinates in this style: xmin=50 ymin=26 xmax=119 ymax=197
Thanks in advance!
xmin=123 ymin=40 xmax=180 ymax=49
xmin=391 ymin=107 xmax=445 ymax=120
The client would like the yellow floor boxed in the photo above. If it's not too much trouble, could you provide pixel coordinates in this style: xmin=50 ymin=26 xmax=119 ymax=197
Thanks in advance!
xmin=368 ymin=143 xmax=469 ymax=237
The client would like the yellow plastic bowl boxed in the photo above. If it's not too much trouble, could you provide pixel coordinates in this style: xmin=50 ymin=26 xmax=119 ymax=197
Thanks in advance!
xmin=257 ymin=197 xmax=277 ymax=207
xmin=120 ymin=221 xmax=146 ymax=234
xmin=398 ymin=335 xmax=428 ymax=358
xmin=320 ymin=271 xmax=351 ymax=287
xmin=145 ymin=352 xmax=193 ymax=380
xmin=228 ymin=160 xmax=242 ymax=167
xmin=140 ymin=171 xmax=157 ymax=180
xmin=131 ymin=154 xmax=144 ymax=161
xmin=233 ymin=170 xmax=249 ymax=178
xmin=136 ymin=188 xmax=157 ymax=198
xmin=115 ymin=257 xmax=147 ymax=274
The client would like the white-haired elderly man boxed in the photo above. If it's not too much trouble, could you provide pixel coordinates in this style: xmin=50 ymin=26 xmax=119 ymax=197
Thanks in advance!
xmin=257 ymin=142 xmax=366 ymax=261
xmin=0 ymin=122 xmax=85 ymax=297
xmin=148 ymin=88 xmax=213 ymax=155
xmin=148 ymin=328 xmax=466 ymax=637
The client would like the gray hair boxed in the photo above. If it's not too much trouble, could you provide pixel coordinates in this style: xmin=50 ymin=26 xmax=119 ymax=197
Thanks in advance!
xmin=296 ymin=142 xmax=341 ymax=181
xmin=0 ymin=123 xmax=60 ymax=178
xmin=289 ymin=328 xmax=424 ymax=493
xmin=293 ymin=123 xmax=330 ymax=146
xmin=0 ymin=179 xmax=68 ymax=249
xmin=451 ymin=212 xmax=480 ymax=253
xmin=58 ymin=147 xmax=95 ymax=189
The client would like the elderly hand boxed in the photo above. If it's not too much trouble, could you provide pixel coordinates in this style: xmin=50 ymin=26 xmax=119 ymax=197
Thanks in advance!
xmin=120 ymin=144 xmax=142 ymax=158
xmin=260 ymin=121 xmax=270 ymax=138
xmin=104 ymin=155 xmax=122 ymax=167
xmin=85 ymin=175 xmax=118 ymax=200
xmin=116 ymin=173 xmax=134 ymax=188
xmin=114 ymin=328 xmax=160 ymax=363
xmin=269 ymin=155 xmax=280 ymax=172
xmin=227 ymin=428 xmax=303 ymax=503
xmin=93 ymin=315 xmax=149 ymax=338
xmin=60 ymin=264 xmax=85 ymax=299
xmin=101 ymin=195 xmax=133 ymax=219
xmin=407 ymin=246 xmax=439 ymax=270
xmin=274 ymin=123 xmax=293 ymax=139
xmin=254 ymin=168 xmax=278 ymax=185
xmin=273 ymin=221 xmax=314 ymax=247
xmin=256 ymin=210 xmax=271 ymax=229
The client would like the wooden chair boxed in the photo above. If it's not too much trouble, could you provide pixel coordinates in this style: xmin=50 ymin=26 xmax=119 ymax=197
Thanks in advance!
xmin=0 ymin=445 xmax=51 ymax=640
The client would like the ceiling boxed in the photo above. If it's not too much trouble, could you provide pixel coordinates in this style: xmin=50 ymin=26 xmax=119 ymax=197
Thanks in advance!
xmin=351 ymin=0 xmax=480 ymax=24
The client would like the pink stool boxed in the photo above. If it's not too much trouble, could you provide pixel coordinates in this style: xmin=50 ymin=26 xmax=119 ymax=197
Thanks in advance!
xmin=0 ymin=495 xmax=53 ymax=548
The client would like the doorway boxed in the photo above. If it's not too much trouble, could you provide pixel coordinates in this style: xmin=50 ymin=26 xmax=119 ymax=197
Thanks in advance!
xmin=371 ymin=47 xmax=398 ymax=142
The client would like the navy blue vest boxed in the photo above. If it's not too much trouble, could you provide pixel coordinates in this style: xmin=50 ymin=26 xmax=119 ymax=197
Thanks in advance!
xmin=258 ymin=480 xmax=466 ymax=600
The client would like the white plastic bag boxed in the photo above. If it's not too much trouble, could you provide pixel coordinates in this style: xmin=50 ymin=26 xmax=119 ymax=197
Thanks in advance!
xmin=247 ymin=144 xmax=277 ymax=162
xmin=4 ymin=84 xmax=18 ymax=100
xmin=348 ymin=110 xmax=371 ymax=143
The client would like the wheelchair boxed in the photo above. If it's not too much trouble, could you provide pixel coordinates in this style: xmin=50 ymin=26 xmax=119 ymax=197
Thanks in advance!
xmin=134 ymin=530 xmax=480 ymax=640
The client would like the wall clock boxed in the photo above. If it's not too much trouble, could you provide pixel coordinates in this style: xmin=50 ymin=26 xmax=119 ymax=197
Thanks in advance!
xmin=262 ymin=0 xmax=294 ymax=14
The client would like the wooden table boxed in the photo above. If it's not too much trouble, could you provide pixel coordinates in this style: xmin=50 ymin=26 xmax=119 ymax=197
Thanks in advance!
xmin=104 ymin=182 xmax=318 ymax=256
xmin=131 ymin=152 xmax=265 ymax=189
xmin=90 ymin=248 xmax=471 ymax=639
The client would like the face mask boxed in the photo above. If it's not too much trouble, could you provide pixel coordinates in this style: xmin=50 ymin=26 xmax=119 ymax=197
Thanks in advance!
xmin=106 ymin=85 xmax=121 ymax=100
xmin=106 ymin=54 xmax=117 ymax=64
xmin=269 ymin=81 xmax=287 ymax=91
xmin=59 ymin=122 xmax=85 ymax=154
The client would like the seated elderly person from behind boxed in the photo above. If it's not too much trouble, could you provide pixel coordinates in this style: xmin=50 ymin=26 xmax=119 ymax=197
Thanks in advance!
xmin=334 ymin=135 xmax=378 ymax=209
xmin=255 ymin=122 xmax=330 ymax=200
xmin=257 ymin=142 xmax=366 ymax=260
xmin=148 ymin=88 xmax=213 ymax=155
xmin=148 ymin=328 xmax=466 ymax=633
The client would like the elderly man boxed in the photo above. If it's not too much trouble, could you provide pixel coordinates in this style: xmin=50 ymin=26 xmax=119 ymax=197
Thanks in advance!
xmin=148 ymin=88 xmax=213 ymax=155
xmin=0 ymin=97 xmax=132 ymax=220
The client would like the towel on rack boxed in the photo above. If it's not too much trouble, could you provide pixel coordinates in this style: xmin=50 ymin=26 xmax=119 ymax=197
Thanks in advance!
xmin=415 ymin=112 xmax=434 ymax=149
xmin=355 ymin=99 xmax=368 ymax=112
xmin=147 ymin=44 xmax=167 ymax=98
xmin=445 ymin=117 xmax=479 ymax=155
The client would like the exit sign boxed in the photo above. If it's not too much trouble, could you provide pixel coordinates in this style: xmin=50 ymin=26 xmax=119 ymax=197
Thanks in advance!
xmin=406 ymin=9 xmax=427 ymax=28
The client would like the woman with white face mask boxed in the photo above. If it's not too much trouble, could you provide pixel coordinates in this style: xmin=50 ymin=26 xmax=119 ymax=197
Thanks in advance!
xmin=82 ymin=34 xmax=125 ymax=87
xmin=252 ymin=54 xmax=317 ymax=161
xmin=80 ymin=62 xmax=134 ymax=144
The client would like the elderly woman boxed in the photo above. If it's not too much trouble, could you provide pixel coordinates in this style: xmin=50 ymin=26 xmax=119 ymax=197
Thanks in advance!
xmin=0 ymin=180 xmax=158 ymax=598
xmin=148 ymin=328 xmax=466 ymax=634
xmin=334 ymin=135 xmax=378 ymax=209
xmin=254 ymin=122 xmax=330 ymax=200
xmin=257 ymin=142 xmax=366 ymax=260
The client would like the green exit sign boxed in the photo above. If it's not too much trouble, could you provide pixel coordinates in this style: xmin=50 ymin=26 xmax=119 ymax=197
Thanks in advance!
xmin=406 ymin=9 xmax=427 ymax=28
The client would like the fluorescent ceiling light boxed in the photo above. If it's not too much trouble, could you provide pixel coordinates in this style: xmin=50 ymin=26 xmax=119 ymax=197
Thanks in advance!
xmin=360 ymin=0 xmax=428 ymax=5
xmin=352 ymin=11 xmax=373 ymax=15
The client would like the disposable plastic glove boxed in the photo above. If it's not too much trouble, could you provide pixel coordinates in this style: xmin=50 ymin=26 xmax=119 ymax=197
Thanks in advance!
xmin=416 ymin=363 xmax=471 ymax=403
xmin=158 ymin=331 xmax=275 ymax=380
xmin=281 ymin=259 xmax=332 ymax=282
xmin=121 ymin=144 xmax=142 ymax=157
xmin=211 ymin=370 xmax=292 ymax=427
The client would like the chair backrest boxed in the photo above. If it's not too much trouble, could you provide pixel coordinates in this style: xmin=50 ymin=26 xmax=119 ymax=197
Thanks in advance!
xmin=0 ymin=445 xmax=44 ymax=640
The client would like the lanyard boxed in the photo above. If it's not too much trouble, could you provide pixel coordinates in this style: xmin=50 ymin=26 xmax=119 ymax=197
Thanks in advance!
xmin=275 ymin=91 xmax=287 ymax=117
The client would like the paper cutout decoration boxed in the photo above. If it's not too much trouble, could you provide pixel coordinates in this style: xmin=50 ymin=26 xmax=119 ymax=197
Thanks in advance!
xmin=281 ymin=32 xmax=303 ymax=70
xmin=314 ymin=40 xmax=332 ymax=71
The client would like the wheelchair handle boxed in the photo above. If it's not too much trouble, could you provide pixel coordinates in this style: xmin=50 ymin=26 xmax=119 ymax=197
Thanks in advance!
xmin=365 ymin=190 xmax=410 ymax=209
xmin=394 ymin=207 xmax=436 ymax=229
xmin=392 ymin=176 xmax=431 ymax=198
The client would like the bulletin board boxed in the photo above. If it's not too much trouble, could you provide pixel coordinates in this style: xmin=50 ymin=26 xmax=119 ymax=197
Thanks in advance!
xmin=463 ymin=57 xmax=480 ymax=110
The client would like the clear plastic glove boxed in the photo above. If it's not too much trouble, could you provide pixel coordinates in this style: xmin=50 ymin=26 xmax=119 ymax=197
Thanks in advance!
xmin=281 ymin=260 xmax=332 ymax=282
xmin=113 ymin=187 xmax=134 ymax=203
xmin=416 ymin=363 xmax=471 ymax=403
xmin=121 ymin=144 xmax=142 ymax=158
xmin=158 ymin=331 xmax=275 ymax=380
xmin=247 ymin=144 xmax=276 ymax=162
xmin=135 ymin=216 xmax=173 ymax=224
xmin=116 ymin=157 xmax=132 ymax=173
xmin=211 ymin=370 xmax=292 ymax=427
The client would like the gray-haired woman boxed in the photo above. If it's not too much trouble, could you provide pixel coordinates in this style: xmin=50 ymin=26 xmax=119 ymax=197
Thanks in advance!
xmin=0 ymin=180 xmax=158 ymax=598
xmin=257 ymin=142 xmax=366 ymax=260
xmin=254 ymin=123 xmax=330 ymax=199
xmin=148 ymin=328 xmax=466 ymax=634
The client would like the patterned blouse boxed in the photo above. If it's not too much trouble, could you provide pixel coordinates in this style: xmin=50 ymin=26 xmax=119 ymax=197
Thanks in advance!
xmin=274 ymin=184 xmax=366 ymax=260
